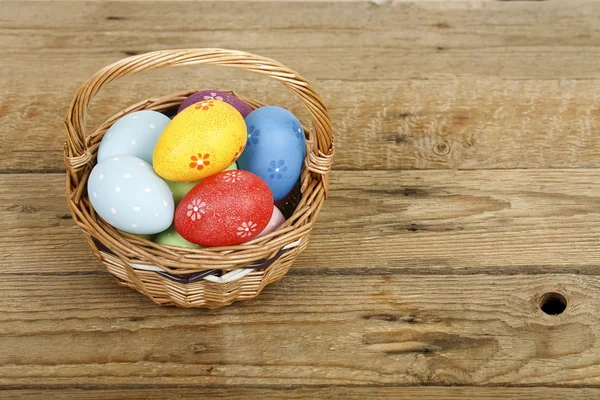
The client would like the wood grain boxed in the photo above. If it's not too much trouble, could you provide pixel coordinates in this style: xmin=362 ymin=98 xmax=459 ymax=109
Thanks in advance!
xmin=2 ymin=2 xmax=600 ymax=172
xmin=1 ymin=272 xmax=600 ymax=386
xmin=3 ymin=0 xmax=600 ymax=395
xmin=3 ymin=77 xmax=600 ymax=172
xmin=4 ymin=387 xmax=600 ymax=400
xmin=2 ymin=170 xmax=599 ymax=275
xmin=4 ymin=0 xmax=600 ymax=81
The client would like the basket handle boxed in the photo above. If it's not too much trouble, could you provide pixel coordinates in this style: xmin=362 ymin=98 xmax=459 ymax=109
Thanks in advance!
xmin=64 ymin=48 xmax=334 ymax=178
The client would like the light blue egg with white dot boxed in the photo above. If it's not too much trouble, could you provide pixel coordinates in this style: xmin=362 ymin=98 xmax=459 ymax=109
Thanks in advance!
xmin=98 ymin=110 xmax=171 ymax=164
xmin=237 ymin=106 xmax=306 ymax=201
xmin=88 ymin=155 xmax=174 ymax=234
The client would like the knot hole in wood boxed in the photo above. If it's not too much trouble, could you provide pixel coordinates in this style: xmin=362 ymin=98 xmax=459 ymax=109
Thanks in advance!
xmin=540 ymin=292 xmax=567 ymax=316
xmin=433 ymin=140 xmax=451 ymax=156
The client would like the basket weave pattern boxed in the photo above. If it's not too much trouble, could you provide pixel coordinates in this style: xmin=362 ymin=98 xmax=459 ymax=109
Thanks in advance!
xmin=64 ymin=49 xmax=334 ymax=308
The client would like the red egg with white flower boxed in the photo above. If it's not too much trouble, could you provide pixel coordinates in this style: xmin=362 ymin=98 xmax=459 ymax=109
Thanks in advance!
xmin=174 ymin=170 xmax=273 ymax=246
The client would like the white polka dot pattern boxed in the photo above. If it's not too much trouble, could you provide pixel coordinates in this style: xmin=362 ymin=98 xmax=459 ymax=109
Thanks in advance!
xmin=88 ymin=155 xmax=174 ymax=234
xmin=97 ymin=110 xmax=170 ymax=165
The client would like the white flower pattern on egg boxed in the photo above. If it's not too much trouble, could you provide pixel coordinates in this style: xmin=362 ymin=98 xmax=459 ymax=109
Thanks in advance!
xmin=223 ymin=171 xmax=242 ymax=183
xmin=203 ymin=92 xmax=224 ymax=101
xmin=186 ymin=199 xmax=206 ymax=221
xmin=237 ymin=221 xmax=257 ymax=238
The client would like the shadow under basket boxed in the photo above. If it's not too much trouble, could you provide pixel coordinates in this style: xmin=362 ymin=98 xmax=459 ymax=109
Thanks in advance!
xmin=64 ymin=49 xmax=334 ymax=308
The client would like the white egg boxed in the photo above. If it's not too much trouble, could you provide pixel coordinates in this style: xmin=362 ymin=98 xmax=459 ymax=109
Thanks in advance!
xmin=88 ymin=155 xmax=174 ymax=234
xmin=97 ymin=110 xmax=170 ymax=164
xmin=257 ymin=206 xmax=286 ymax=237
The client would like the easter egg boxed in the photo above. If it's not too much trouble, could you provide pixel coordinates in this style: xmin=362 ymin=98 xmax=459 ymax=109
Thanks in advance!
xmin=88 ymin=155 xmax=174 ymax=234
xmin=98 ymin=110 xmax=170 ymax=164
xmin=174 ymin=170 xmax=273 ymax=246
xmin=237 ymin=106 xmax=306 ymax=201
xmin=153 ymin=100 xmax=247 ymax=182
xmin=155 ymin=225 xmax=201 ymax=248
xmin=257 ymin=206 xmax=286 ymax=237
xmin=165 ymin=162 xmax=238 ymax=205
xmin=178 ymin=90 xmax=253 ymax=118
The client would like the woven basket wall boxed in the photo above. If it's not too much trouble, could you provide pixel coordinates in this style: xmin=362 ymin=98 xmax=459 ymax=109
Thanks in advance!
xmin=64 ymin=49 xmax=334 ymax=308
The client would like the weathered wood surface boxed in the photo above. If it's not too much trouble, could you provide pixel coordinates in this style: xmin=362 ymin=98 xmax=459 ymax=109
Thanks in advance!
xmin=2 ymin=1 xmax=600 ymax=172
xmin=4 ymin=0 xmax=600 ymax=82
xmin=4 ymin=78 xmax=600 ymax=172
xmin=3 ymin=0 xmax=600 ymax=397
xmin=2 ymin=272 xmax=600 ymax=386
xmin=3 ymin=170 xmax=600 ymax=275
xmin=5 ymin=387 xmax=600 ymax=400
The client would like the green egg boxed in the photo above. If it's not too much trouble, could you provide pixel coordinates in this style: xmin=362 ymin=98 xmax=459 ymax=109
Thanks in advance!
xmin=165 ymin=180 xmax=197 ymax=205
xmin=225 ymin=162 xmax=238 ymax=171
xmin=165 ymin=162 xmax=238 ymax=205
xmin=154 ymin=224 xmax=202 ymax=248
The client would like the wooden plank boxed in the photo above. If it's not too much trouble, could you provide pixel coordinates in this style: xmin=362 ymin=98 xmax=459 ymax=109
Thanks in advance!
xmin=2 ymin=77 xmax=600 ymax=172
xmin=1 ymin=272 xmax=600 ymax=386
xmin=3 ymin=387 xmax=600 ymax=400
xmin=3 ymin=1 xmax=600 ymax=81
xmin=2 ymin=170 xmax=600 ymax=275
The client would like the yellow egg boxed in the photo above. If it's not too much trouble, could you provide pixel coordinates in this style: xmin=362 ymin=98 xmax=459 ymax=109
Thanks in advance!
xmin=153 ymin=100 xmax=246 ymax=182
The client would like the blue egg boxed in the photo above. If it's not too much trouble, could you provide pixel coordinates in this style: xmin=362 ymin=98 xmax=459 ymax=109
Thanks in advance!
xmin=88 ymin=155 xmax=174 ymax=234
xmin=237 ymin=106 xmax=306 ymax=201
xmin=98 ymin=110 xmax=171 ymax=164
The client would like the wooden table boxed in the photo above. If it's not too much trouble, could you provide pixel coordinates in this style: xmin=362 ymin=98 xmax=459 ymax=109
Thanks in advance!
xmin=2 ymin=1 xmax=600 ymax=398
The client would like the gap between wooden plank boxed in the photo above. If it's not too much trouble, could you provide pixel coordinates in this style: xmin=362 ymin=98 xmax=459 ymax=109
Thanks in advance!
xmin=5 ymin=166 xmax=600 ymax=175
xmin=3 ymin=384 xmax=600 ymax=390
xmin=4 ymin=386 xmax=600 ymax=400
xmin=1 ymin=266 xmax=600 ymax=277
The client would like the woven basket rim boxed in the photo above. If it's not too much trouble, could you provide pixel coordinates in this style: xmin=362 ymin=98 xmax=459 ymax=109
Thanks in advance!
xmin=64 ymin=49 xmax=334 ymax=274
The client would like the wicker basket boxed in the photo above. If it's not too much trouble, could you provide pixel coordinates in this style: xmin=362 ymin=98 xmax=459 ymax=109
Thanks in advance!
xmin=64 ymin=49 xmax=334 ymax=308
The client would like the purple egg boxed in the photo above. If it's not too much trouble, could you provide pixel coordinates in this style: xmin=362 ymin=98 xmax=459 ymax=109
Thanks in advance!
xmin=177 ymin=90 xmax=253 ymax=117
